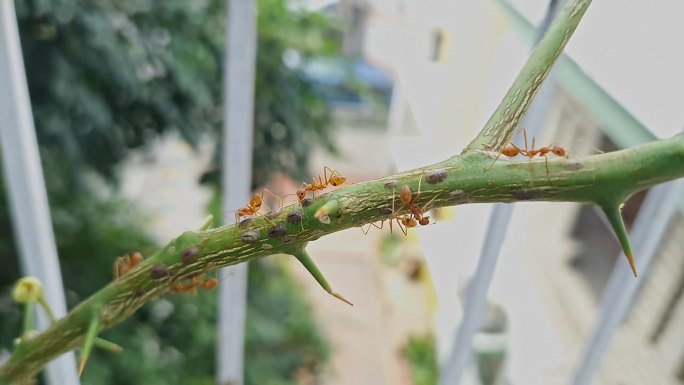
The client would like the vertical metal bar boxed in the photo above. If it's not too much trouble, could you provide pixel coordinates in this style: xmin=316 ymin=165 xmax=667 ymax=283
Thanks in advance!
xmin=217 ymin=0 xmax=257 ymax=384
xmin=439 ymin=205 xmax=514 ymax=385
xmin=438 ymin=2 xmax=561 ymax=383
xmin=572 ymin=177 xmax=684 ymax=385
xmin=0 ymin=1 xmax=80 ymax=384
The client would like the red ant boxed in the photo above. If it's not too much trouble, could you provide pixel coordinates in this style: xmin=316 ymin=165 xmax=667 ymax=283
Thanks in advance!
xmin=399 ymin=183 xmax=434 ymax=227
xmin=362 ymin=175 xmax=437 ymax=235
xmin=296 ymin=166 xmax=347 ymax=201
xmin=170 ymin=274 xmax=218 ymax=295
xmin=114 ymin=252 xmax=143 ymax=280
xmin=486 ymin=128 xmax=568 ymax=173
xmin=234 ymin=188 xmax=285 ymax=224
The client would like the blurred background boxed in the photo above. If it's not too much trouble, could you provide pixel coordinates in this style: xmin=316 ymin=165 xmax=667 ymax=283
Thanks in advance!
xmin=1 ymin=0 xmax=683 ymax=385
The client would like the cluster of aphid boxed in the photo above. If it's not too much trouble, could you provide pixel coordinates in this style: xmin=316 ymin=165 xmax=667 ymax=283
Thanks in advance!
xmin=114 ymin=247 xmax=218 ymax=295
xmin=112 ymin=130 xmax=568 ymax=300
xmin=233 ymin=165 xmax=441 ymax=237
xmin=111 ymin=165 xmax=452 ymax=306
xmin=110 ymin=167 xmax=349 ymax=293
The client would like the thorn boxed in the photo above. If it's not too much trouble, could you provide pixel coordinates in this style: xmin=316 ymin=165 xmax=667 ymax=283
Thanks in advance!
xmin=94 ymin=337 xmax=123 ymax=354
xmin=199 ymin=215 xmax=214 ymax=230
xmin=292 ymin=249 xmax=353 ymax=306
xmin=600 ymin=204 xmax=637 ymax=277
xmin=332 ymin=292 xmax=354 ymax=306
xmin=625 ymin=250 xmax=637 ymax=278
xmin=79 ymin=314 xmax=101 ymax=377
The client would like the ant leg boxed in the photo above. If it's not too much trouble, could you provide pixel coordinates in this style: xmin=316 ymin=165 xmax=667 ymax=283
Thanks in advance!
xmin=325 ymin=166 xmax=344 ymax=185
xmin=292 ymin=249 xmax=353 ymax=306
xmin=253 ymin=210 xmax=277 ymax=226
xmin=389 ymin=187 xmax=398 ymax=234
xmin=323 ymin=166 xmax=332 ymax=185
xmin=418 ymin=195 xmax=440 ymax=225
xmin=419 ymin=195 xmax=439 ymax=213
xmin=417 ymin=173 xmax=424 ymax=198
xmin=362 ymin=220 xmax=385 ymax=235
xmin=261 ymin=188 xmax=285 ymax=211
xmin=397 ymin=218 xmax=408 ymax=236
xmin=485 ymin=149 xmax=505 ymax=171
xmin=529 ymin=135 xmax=536 ymax=164
xmin=113 ymin=257 xmax=124 ymax=280
xmin=544 ymin=155 xmax=550 ymax=178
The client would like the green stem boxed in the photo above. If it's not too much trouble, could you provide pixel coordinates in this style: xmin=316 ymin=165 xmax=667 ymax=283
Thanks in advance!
xmin=22 ymin=304 xmax=33 ymax=336
xmin=36 ymin=296 xmax=57 ymax=323
xmin=464 ymin=0 xmax=592 ymax=152
xmin=2 ymin=134 xmax=684 ymax=384
xmin=2 ymin=2 xmax=683 ymax=381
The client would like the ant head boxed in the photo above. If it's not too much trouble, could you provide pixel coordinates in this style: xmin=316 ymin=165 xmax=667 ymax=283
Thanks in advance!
xmin=296 ymin=189 xmax=306 ymax=201
xmin=551 ymin=146 xmax=566 ymax=157
xmin=400 ymin=185 xmax=412 ymax=204
xmin=249 ymin=194 xmax=263 ymax=208
xmin=329 ymin=175 xmax=346 ymax=186
xmin=501 ymin=143 xmax=520 ymax=157
xmin=419 ymin=217 xmax=430 ymax=226
xmin=130 ymin=252 xmax=143 ymax=264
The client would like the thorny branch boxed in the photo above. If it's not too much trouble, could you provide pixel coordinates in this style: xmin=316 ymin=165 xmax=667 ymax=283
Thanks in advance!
xmin=7 ymin=0 xmax=684 ymax=383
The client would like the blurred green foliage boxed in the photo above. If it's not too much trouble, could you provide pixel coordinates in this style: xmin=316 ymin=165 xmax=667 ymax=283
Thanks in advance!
xmin=403 ymin=335 xmax=438 ymax=385
xmin=1 ymin=0 xmax=338 ymax=382
xmin=15 ymin=0 xmax=338 ymax=188
xmin=80 ymin=259 xmax=328 ymax=385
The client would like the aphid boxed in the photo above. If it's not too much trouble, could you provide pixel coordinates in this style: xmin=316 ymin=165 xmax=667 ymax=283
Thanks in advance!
xmin=234 ymin=189 xmax=285 ymax=225
xmin=241 ymin=229 xmax=260 ymax=243
xmin=486 ymin=128 xmax=568 ymax=173
xmin=150 ymin=263 xmax=170 ymax=280
xmin=267 ymin=224 xmax=288 ymax=238
xmin=114 ymin=252 xmax=143 ymax=280
xmin=296 ymin=166 xmax=347 ymax=201
xmin=180 ymin=247 xmax=199 ymax=265
xmin=426 ymin=169 xmax=448 ymax=184
xmin=287 ymin=209 xmax=303 ymax=224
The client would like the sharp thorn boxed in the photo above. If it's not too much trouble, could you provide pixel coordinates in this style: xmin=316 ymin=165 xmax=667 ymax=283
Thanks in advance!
xmin=79 ymin=314 xmax=101 ymax=377
xmin=292 ymin=249 xmax=353 ymax=306
xmin=331 ymin=292 xmax=354 ymax=306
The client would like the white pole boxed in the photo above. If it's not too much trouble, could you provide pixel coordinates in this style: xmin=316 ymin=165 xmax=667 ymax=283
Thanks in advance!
xmin=217 ymin=0 xmax=257 ymax=384
xmin=572 ymin=177 xmax=684 ymax=385
xmin=438 ymin=2 xmax=561 ymax=383
xmin=0 ymin=1 xmax=80 ymax=384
